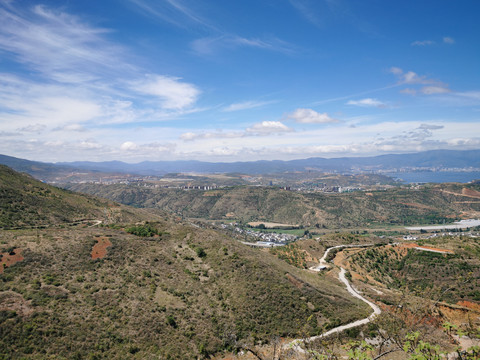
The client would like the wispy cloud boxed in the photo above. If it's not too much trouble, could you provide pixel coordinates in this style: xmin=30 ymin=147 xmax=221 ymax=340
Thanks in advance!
xmin=285 ymin=108 xmax=339 ymax=124
xmin=347 ymin=98 xmax=386 ymax=108
xmin=288 ymin=0 xmax=324 ymax=27
xmin=289 ymin=0 xmax=377 ymax=35
xmin=443 ymin=36 xmax=455 ymax=44
xmin=191 ymin=35 xmax=296 ymax=56
xmin=128 ymin=0 xmax=296 ymax=56
xmin=222 ymin=100 xmax=277 ymax=112
xmin=180 ymin=121 xmax=292 ymax=142
xmin=419 ymin=124 xmax=444 ymax=130
xmin=420 ymin=86 xmax=451 ymax=95
xmin=0 ymin=4 xmax=132 ymax=82
xmin=0 ymin=2 xmax=205 ymax=136
xmin=127 ymin=0 xmax=215 ymax=31
xmin=410 ymin=37 xmax=455 ymax=46
xmin=411 ymin=40 xmax=435 ymax=46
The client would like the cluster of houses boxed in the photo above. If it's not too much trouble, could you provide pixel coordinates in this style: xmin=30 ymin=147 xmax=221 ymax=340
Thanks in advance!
xmin=183 ymin=185 xmax=218 ymax=190
xmin=219 ymin=223 xmax=296 ymax=247
xmin=403 ymin=231 xmax=479 ymax=242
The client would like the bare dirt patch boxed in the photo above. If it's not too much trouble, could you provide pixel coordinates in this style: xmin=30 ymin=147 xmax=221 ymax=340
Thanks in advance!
xmin=442 ymin=188 xmax=480 ymax=200
xmin=462 ymin=188 xmax=480 ymax=198
xmin=91 ymin=236 xmax=112 ymax=260
xmin=399 ymin=202 xmax=433 ymax=210
xmin=0 ymin=248 xmax=24 ymax=274
xmin=285 ymin=273 xmax=304 ymax=289
xmin=438 ymin=302 xmax=480 ymax=327
xmin=0 ymin=291 xmax=34 ymax=317
xmin=154 ymin=288 xmax=186 ymax=309
xmin=248 ymin=221 xmax=299 ymax=228
xmin=203 ymin=191 xmax=221 ymax=197
xmin=457 ymin=300 xmax=480 ymax=312
xmin=396 ymin=243 xmax=454 ymax=254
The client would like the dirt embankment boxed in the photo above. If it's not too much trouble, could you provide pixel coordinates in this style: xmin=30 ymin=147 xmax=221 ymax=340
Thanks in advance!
xmin=399 ymin=243 xmax=454 ymax=254
xmin=462 ymin=188 xmax=480 ymax=198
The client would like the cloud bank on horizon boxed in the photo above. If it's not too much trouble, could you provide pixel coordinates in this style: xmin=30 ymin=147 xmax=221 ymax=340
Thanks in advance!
xmin=0 ymin=0 xmax=479 ymax=162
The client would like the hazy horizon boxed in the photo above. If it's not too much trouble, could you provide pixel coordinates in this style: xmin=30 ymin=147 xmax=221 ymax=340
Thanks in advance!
xmin=1 ymin=1 xmax=479 ymax=163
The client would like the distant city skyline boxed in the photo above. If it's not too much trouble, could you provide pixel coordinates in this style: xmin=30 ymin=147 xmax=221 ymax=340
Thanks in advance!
xmin=1 ymin=0 xmax=479 ymax=162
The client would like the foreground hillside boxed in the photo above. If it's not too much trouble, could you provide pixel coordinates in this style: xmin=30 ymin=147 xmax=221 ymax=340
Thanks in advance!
xmin=0 ymin=165 xmax=368 ymax=359
xmin=0 ymin=165 xmax=160 ymax=229
xmin=66 ymin=182 xmax=480 ymax=228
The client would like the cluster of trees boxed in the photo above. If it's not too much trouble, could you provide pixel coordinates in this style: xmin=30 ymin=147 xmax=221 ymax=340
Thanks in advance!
xmin=125 ymin=223 xmax=159 ymax=237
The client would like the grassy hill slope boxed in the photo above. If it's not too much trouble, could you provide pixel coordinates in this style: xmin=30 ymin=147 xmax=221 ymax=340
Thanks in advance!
xmin=66 ymin=183 xmax=480 ymax=228
xmin=0 ymin=165 xmax=369 ymax=359
xmin=0 ymin=165 xmax=159 ymax=229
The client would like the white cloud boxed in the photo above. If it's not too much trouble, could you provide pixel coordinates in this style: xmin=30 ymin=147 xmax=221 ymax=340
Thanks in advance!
xmin=246 ymin=121 xmax=292 ymax=134
xmin=132 ymin=75 xmax=200 ymax=110
xmin=346 ymin=98 xmax=386 ymax=108
xmin=390 ymin=67 xmax=451 ymax=96
xmin=79 ymin=140 xmax=102 ymax=149
xmin=222 ymin=100 xmax=276 ymax=112
xmin=389 ymin=67 xmax=403 ymax=75
xmin=120 ymin=141 xmax=138 ymax=151
xmin=411 ymin=40 xmax=435 ymax=46
xmin=402 ymin=71 xmax=429 ymax=84
xmin=180 ymin=130 xmax=244 ymax=141
xmin=443 ymin=36 xmax=455 ymax=44
xmin=285 ymin=108 xmax=339 ymax=124
xmin=180 ymin=121 xmax=292 ymax=142
xmin=456 ymin=91 xmax=480 ymax=101
xmin=17 ymin=123 xmax=47 ymax=133
xmin=389 ymin=67 xmax=431 ymax=85
xmin=0 ymin=4 xmax=203 ymax=133
xmin=400 ymin=88 xmax=417 ymax=95
xmin=54 ymin=124 xmax=88 ymax=132
xmin=180 ymin=132 xmax=198 ymax=141
xmin=420 ymin=86 xmax=450 ymax=94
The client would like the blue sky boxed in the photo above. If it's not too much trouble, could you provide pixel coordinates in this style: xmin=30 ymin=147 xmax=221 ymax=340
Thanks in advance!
xmin=0 ymin=0 xmax=479 ymax=162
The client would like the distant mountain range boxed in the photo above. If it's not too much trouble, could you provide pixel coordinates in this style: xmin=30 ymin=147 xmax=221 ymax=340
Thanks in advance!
xmin=1 ymin=149 xmax=479 ymax=178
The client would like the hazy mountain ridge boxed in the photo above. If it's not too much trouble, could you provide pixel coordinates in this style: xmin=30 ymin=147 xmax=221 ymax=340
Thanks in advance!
xmin=59 ymin=150 xmax=480 ymax=175
xmin=2 ymin=150 xmax=479 ymax=179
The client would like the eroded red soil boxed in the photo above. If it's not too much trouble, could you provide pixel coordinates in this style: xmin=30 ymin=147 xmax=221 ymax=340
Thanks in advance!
xmin=91 ymin=237 xmax=112 ymax=259
xmin=0 ymin=248 xmax=24 ymax=274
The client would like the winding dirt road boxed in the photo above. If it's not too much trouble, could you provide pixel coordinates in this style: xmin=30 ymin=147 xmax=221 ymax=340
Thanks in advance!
xmin=288 ymin=244 xmax=381 ymax=352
